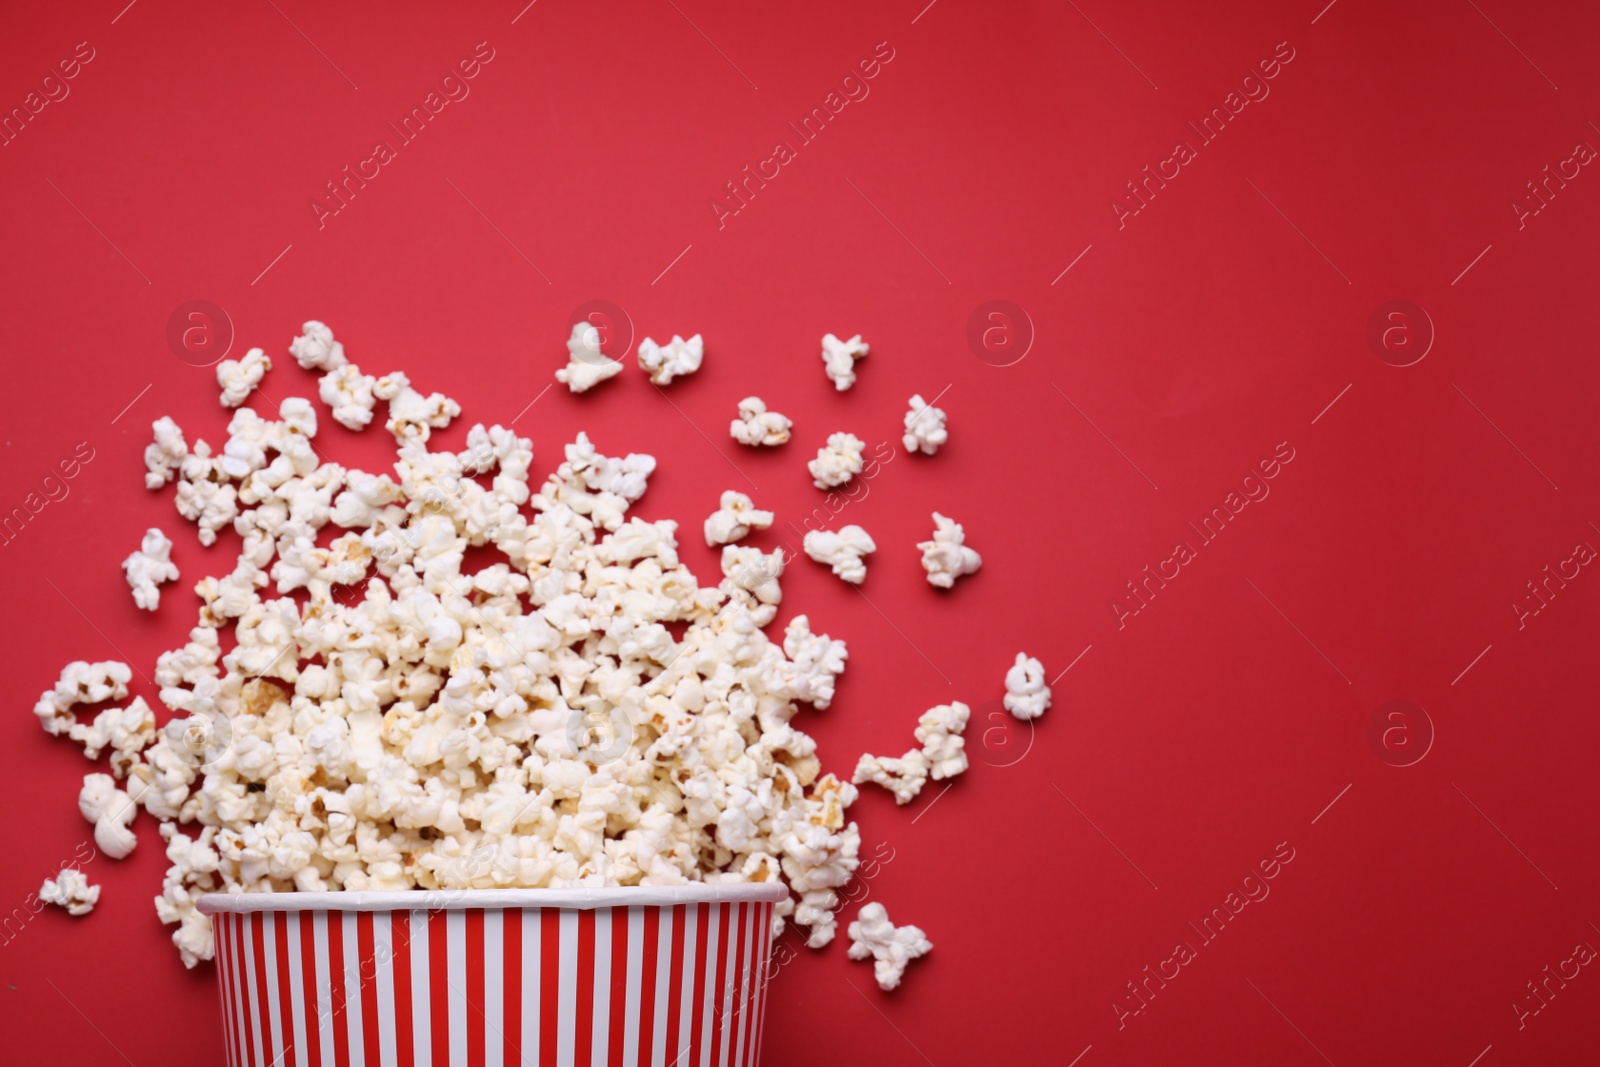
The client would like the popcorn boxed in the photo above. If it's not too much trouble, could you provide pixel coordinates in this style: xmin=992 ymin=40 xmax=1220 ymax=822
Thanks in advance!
xmin=636 ymin=334 xmax=703 ymax=386
xmin=821 ymin=333 xmax=868 ymax=391
xmin=123 ymin=528 xmax=179 ymax=611
xmin=808 ymin=432 xmax=866 ymax=490
xmin=915 ymin=701 xmax=969 ymax=780
xmin=217 ymin=348 xmax=271 ymax=408
xmin=33 ymin=661 xmax=132 ymax=738
xmin=1003 ymin=653 xmax=1051 ymax=720
xmin=852 ymin=750 xmax=928 ymax=805
xmin=918 ymin=512 xmax=982 ymax=589
xmin=901 ymin=393 xmax=948 ymax=455
xmin=847 ymin=902 xmax=932 ymax=990
xmin=704 ymin=490 xmax=774 ymax=546
xmin=79 ymin=773 xmax=138 ymax=859
xmin=288 ymin=320 xmax=347 ymax=371
xmin=319 ymin=363 xmax=378 ymax=430
xmin=556 ymin=321 xmax=624 ymax=393
xmin=144 ymin=417 xmax=188 ymax=490
xmin=373 ymin=371 xmax=461 ymax=442
xmin=729 ymin=396 xmax=791 ymax=447
xmin=69 ymin=696 xmax=157 ymax=778
xmin=803 ymin=525 xmax=876 ymax=584
xmin=39 ymin=868 xmax=100 ymax=916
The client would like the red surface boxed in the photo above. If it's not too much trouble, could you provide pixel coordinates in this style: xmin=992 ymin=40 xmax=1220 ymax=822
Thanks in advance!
xmin=2 ymin=0 xmax=1598 ymax=1063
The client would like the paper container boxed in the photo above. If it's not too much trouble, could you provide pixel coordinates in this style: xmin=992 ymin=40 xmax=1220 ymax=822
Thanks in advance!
xmin=197 ymin=883 xmax=788 ymax=1067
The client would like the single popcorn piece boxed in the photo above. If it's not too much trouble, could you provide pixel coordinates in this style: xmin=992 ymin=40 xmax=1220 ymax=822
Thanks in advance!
xmin=289 ymin=320 xmax=347 ymax=371
xmin=1003 ymin=652 xmax=1052 ymax=720
xmin=852 ymin=750 xmax=929 ymax=805
xmin=33 ymin=661 xmax=133 ymax=738
xmin=122 ymin=528 xmax=179 ymax=611
xmin=556 ymin=321 xmax=624 ymax=393
xmin=915 ymin=701 xmax=969 ymax=781
xmin=79 ymin=773 xmax=138 ymax=860
xmin=636 ymin=333 xmax=703 ymax=386
xmin=803 ymin=525 xmax=876 ymax=584
xmin=918 ymin=512 xmax=982 ymax=589
xmin=39 ymin=868 xmax=100 ymax=916
xmin=808 ymin=432 xmax=866 ymax=490
xmin=901 ymin=393 xmax=948 ymax=455
xmin=143 ymin=417 xmax=188 ymax=490
xmin=374 ymin=371 xmax=461 ymax=442
xmin=821 ymin=333 xmax=868 ymax=391
xmin=704 ymin=490 xmax=774 ymax=546
xmin=848 ymin=902 xmax=932 ymax=991
xmin=319 ymin=363 xmax=379 ymax=430
xmin=216 ymin=348 xmax=272 ymax=408
xmin=729 ymin=396 xmax=792 ymax=447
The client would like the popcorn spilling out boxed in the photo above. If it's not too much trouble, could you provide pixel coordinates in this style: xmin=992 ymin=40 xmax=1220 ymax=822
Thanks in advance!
xmin=808 ymin=432 xmax=866 ymax=490
xmin=556 ymin=322 xmax=624 ymax=393
xmin=40 ymin=868 xmax=100 ymax=916
xmin=918 ymin=512 xmax=982 ymax=589
xmin=216 ymin=348 xmax=271 ymax=409
xmin=853 ymin=701 xmax=969 ymax=805
xmin=637 ymin=334 xmax=703 ymax=386
xmin=821 ymin=333 xmax=868 ymax=391
xmin=847 ymin=902 xmax=932 ymax=991
xmin=729 ymin=397 xmax=792 ymax=447
xmin=1003 ymin=653 xmax=1051 ymax=720
xmin=901 ymin=394 xmax=948 ymax=455
xmin=803 ymin=525 xmax=876 ymax=584
xmin=123 ymin=528 xmax=179 ymax=611
xmin=704 ymin=490 xmax=774 ymax=547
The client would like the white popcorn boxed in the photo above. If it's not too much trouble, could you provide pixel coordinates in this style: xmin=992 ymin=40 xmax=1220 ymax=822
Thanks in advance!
xmin=319 ymin=363 xmax=378 ymax=430
xmin=374 ymin=371 xmax=461 ymax=442
xmin=703 ymin=490 xmax=774 ymax=546
xmin=821 ymin=333 xmax=868 ymax=391
xmin=123 ymin=528 xmax=179 ymax=611
xmin=39 ymin=868 xmax=100 ymax=916
xmin=729 ymin=397 xmax=791 ymax=447
xmin=144 ymin=417 xmax=188 ymax=490
xmin=34 ymin=660 xmax=132 ymax=738
xmin=556 ymin=321 xmax=624 ymax=393
xmin=847 ymin=902 xmax=932 ymax=991
xmin=216 ymin=347 xmax=271 ymax=408
xmin=852 ymin=750 xmax=928 ymax=805
xmin=69 ymin=696 xmax=157 ymax=778
xmin=289 ymin=320 xmax=347 ymax=371
xmin=636 ymin=334 xmax=703 ymax=386
xmin=901 ymin=393 xmax=948 ymax=455
xmin=918 ymin=512 xmax=982 ymax=589
xmin=782 ymin=615 xmax=848 ymax=709
xmin=79 ymin=773 xmax=138 ymax=860
xmin=1003 ymin=652 xmax=1051 ymax=720
xmin=803 ymin=525 xmax=876 ymax=584
xmin=808 ymin=432 xmax=866 ymax=490
xmin=915 ymin=701 xmax=969 ymax=781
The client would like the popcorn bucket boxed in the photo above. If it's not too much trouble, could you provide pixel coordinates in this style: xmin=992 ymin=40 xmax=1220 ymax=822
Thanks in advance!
xmin=197 ymin=884 xmax=788 ymax=1067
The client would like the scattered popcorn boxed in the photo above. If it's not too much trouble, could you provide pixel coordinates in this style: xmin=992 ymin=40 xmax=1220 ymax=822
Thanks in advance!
xmin=901 ymin=394 xmax=948 ymax=455
xmin=79 ymin=773 xmax=138 ymax=860
xmin=1003 ymin=653 xmax=1051 ymax=720
xmin=373 ymin=371 xmax=461 ymax=442
xmin=821 ymin=333 xmax=868 ymax=391
xmin=847 ymin=902 xmax=932 ymax=991
xmin=803 ymin=525 xmax=876 ymax=584
xmin=68 ymin=696 xmax=156 ymax=778
xmin=704 ymin=491 xmax=774 ymax=546
xmin=123 ymin=528 xmax=179 ymax=611
xmin=808 ymin=432 xmax=866 ymax=490
xmin=39 ymin=868 xmax=100 ymax=916
xmin=216 ymin=348 xmax=271 ymax=408
xmin=33 ymin=661 xmax=132 ymax=738
xmin=288 ymin=320 xmax=347 ymax=371
xmin=556 ymin=321 xmax=624 ymax=393
xmin=729 ymin=396 xmax=792 ymax=447
xmin=318 ymin=363 xmax=378 ymax=430
xmin=637 ymin=334 xmax=703 ymax=386
xmin=915 ymin=702 xmax=969 ymax=781
xmin=918 ymin=512 xmax=982 ymax=589
xmin=852 ymin=750 xmax=928 ymax=805
xmin=144 ymin=417 xmax=188 ymax=490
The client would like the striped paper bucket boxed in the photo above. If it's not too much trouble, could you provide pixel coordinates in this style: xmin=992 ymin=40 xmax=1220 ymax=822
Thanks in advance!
xmin=196 ymin=884 xmax=788 ymax=1067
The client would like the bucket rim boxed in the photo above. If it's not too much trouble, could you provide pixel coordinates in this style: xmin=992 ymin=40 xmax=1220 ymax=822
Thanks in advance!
xmin=196 ymin=882 xmax=790 ymax=914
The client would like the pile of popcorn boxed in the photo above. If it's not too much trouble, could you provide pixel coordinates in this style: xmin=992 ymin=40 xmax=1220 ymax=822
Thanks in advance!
xmin=32 ymin=321 xmax=1054 ymax=995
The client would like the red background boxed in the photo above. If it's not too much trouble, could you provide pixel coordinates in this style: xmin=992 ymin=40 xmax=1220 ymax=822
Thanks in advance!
xmin=2 ymin=0 xmax=1598 ymax=1063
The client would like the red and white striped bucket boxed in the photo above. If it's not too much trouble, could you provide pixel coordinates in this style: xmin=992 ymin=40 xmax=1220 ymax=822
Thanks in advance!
xmin=196 ymin=884 xmax=788 ymax=1067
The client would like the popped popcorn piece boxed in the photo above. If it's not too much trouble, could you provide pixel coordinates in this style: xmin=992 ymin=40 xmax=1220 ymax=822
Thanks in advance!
xmin=1003 ymin=652 xmax=1051 ymax=720
xmin=808 ymin=432 xmax=866 ymax=490
xmin=33 ymin=661 xmax=132 ymax=738
xmin=917 ymin=512 xmax=982 ymax=589
xmin=39 ymin=868 xmax=100 ymax=916
xmin=821 ymin=333 xmax=868 ymax=391
xmin=703 ymin=491 xmax=774 ymax=546
xmin=79 ymin=773 xmax=138 ymax=859
xmin=374 ymin=371 xmax=461 ymax=442
xmin=556 ymin=321 xmax=624 ymax=393
xmin=782 ymin=614 xmax=848 ymax=709
xmin=319 ymin=363 xmax=379 ymax=430
xmin=289 ymin=320 xmax=347 ymax=371
xmin=217 ymin=348 xmax=272 ymax=408
xmin=636 ymin=334 xmax=703 ymax=385
xmin=803 ymin=525 xmax=876 ymax=584
xmin=901 ymin=393 xmax=948 ymax=455
xmin=68 ymin=696 xmax=157 ymax=778
xmin=729 ymin=397 xmax=792 ymax=447
xmin=123 ymin=528 xmax=179 ymax=611
xmin=144 ymin=417 xmax=188 ymax=490
xmin=847 ymin=902 xmax=932 ymax=991
xmin=852 ymin=750 xmax=928 ymax=805
xmin=915 ymin=701 xmax=969 ymax=781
